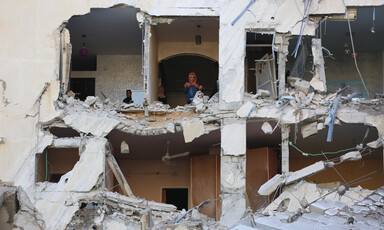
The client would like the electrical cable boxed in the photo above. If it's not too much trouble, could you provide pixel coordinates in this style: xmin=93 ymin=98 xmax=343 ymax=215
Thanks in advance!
xmin=289 ymin=141 xmax=356 ymax=156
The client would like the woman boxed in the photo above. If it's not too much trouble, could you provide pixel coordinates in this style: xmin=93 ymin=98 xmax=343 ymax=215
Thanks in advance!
xmin=184 ymin=72 xmax=203 ymax=104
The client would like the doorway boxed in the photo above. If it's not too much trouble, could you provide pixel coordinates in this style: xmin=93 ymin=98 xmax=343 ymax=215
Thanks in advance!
xmin=162 ymin=188 xmax=188 ymax=210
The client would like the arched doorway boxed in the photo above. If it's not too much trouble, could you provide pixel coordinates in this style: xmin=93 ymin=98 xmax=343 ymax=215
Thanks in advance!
xmin=159 ymin=54 xmax=218 ymax=107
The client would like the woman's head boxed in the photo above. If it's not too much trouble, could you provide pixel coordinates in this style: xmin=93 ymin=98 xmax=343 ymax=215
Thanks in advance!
xmin=188 ymin=72 xmax=197 ymax=83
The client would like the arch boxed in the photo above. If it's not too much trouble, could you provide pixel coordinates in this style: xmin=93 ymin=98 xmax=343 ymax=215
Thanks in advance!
xmin=160 ymin=53 xmax=218 ymax=63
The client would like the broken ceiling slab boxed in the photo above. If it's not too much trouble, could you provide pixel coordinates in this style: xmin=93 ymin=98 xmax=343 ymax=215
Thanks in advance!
xmin=65 ymin=138 xmax=106 ymax=192
xmin=181 ymin=119 xmax=204 ymax=143
xmin=285 ymin=161 xmax=325 ymax=185
xmin=51 ymin=137 xmax=81 ymax=148
xmin=63 ymin=114 xmax=120 ymax=137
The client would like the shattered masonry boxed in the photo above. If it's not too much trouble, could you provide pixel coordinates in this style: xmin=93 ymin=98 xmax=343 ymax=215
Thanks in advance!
xmin=1 ymin=0 xmax=384 ymax=229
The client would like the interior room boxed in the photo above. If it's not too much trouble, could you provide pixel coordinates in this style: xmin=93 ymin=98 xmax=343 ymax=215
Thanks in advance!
xmin=66 ymin=7 xmax=144 ymax=103
xmin=153 ymin=17 xmax=219 ymax=107
xmin=65 ymin=7 xmax=219 ymax=106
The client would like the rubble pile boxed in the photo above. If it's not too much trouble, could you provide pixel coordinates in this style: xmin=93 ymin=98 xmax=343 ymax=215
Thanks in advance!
xmin=233 ymin=181 xmax=384 ymax=230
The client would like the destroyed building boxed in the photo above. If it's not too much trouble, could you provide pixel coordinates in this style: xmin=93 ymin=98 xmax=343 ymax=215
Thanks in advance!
xmin=1 ymin=0 xmax=384 ymax=229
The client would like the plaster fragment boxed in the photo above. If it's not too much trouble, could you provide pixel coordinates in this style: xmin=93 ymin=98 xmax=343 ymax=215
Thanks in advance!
xmin=181 ymin=119 xmax=204 ymax=143
xmin=261 ymin=121 xmax=273 ymax=134
xmin=301 ymin=122 xmax=318 ymax=138
xmin=120 ymin=141 xmax=129 ymax=154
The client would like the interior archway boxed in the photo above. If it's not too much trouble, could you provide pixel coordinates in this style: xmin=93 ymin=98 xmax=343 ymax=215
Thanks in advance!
xmin=159 ymin=54 xmax=218 ymax=107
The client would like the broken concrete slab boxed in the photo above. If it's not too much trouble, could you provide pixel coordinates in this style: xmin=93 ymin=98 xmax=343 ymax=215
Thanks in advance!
xmin=63 ymin=114 xmax=120 ymax=137
xmin=258 ymin=174 xmax=284 ymax=196
xmin=301 ymin=122 xmax=318 ymax=138
xmin=120 ymin=140 xmax=130 ymax=154
xmin=285 ymin=161 xmax=325 ymax=185
xmin=294 ymin=79 xmax=311 ymax=94
xmin=310 ymin=38 xmax=327 ymax=93
xmin=13 ymin=186 xmax=45 ymax=230
xmin=181 ymin=119 xmax=204 ymax=143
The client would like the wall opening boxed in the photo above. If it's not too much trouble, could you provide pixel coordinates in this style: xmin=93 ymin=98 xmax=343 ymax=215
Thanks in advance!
xmin=65 ymin=7 xmax=143 ymax=102
xmin=36 ymin=148 xmax=79 ymax=183
xmin=162 ymin=188 xmax=188 ymax=210
xmin=288 ymin=6 xmax=384 ymax=98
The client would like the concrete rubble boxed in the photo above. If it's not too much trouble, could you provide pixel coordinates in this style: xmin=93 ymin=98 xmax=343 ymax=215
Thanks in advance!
xmin=233 ymin=182 xmax=384 ymax=230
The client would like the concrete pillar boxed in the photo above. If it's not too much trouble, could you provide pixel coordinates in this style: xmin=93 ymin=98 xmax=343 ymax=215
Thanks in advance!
xmin=218 ymin=7 xmax=245 ymax=110
xmin=275 ymin=34 xmax=289 ymax=97
xmin=143 ymin=22 xmax=151 ymax=102
xmin=281 ymin=124 xmax=290 ymax=173
xmin=220 ymin=118 xmax=246 ymax=227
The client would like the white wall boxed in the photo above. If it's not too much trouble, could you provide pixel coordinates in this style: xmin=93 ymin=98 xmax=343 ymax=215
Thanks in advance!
xmin=71 ymin=55 xmax=143 ymax=102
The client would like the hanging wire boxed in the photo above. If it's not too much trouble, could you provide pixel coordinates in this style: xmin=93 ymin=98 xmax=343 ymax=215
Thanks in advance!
xmin=341 ymin=0 xmax=370 ymax=98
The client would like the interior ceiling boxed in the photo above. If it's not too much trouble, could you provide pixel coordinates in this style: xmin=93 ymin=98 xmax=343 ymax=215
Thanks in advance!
xmin=155 ymin=17 xmax=219 ymax=42
xmin=66 ymin=7 xmax=218 ymax=60
xmin=107 ymin=121 xmax=281 ymax=160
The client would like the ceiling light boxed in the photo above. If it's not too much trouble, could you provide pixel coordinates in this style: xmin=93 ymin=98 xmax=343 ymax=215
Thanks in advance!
xmin=195 ymin=25 xmax=201 ymax=45
xmin=79 ymin=35 xmax=88 ymax=56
